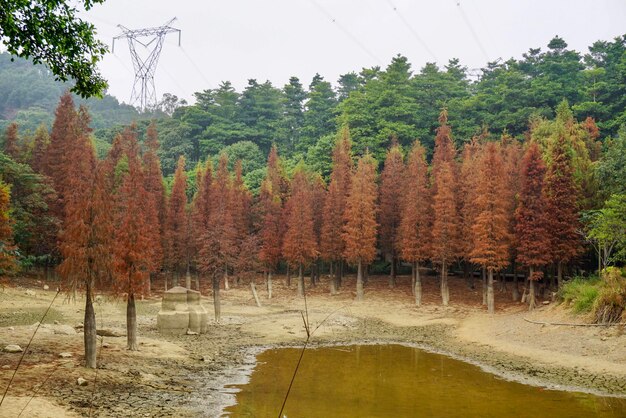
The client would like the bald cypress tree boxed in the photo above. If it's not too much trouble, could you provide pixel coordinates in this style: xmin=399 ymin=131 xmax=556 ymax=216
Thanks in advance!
xmin=431 ymin=109 xmax=460 ymax=306
xmin=282 ymin=165 xmax=318 ymax=297
xmin=470 ymin=142 xmax=511 ymax=313
xmin=398 ymin=141 xmax=431 ymax=305
xmin=164 ymin=156 xmax=188 ymax=288
xmin=320 ymin=127 xmax=353 ymax=293
xmin=0 ymin=181 xmax=16 ymax=274
xmin=343 ymin=152 xmax=378 ymax=301
xmin=3 ymin=123 xmax=20 ymax=160
xmin=379 ymin=140 xmax=405 ymax=287
xmin=515 ymin=142 xmax=551 ymax=310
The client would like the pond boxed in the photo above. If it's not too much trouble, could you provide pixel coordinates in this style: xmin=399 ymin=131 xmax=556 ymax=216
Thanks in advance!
xmin=225 ymin=344 xmax=626 ymax=418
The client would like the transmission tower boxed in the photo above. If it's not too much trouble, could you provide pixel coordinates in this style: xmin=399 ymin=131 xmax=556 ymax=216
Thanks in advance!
xmin=113 ymin=18 xmax=181 ymax=111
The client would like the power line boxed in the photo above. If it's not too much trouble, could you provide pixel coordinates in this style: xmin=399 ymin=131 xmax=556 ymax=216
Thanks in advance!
xmin=385 ymin=0 xmax=438 ymax=62
xmin=307 ymin=0 xmax=383 ymax=66
xmin=455 ymin=1 xmax=491 ymax=62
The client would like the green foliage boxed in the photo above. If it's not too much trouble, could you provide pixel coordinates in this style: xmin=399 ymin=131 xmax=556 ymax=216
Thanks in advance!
xmin=593 ymin=267 xmax=626 ymax=324
xmin=0 ymin=0 xmax=108 ymax=97
xmin=586 ymin=194 xmax=626 ymax=266
xmin=559 ymin=276 xmax=600 ymax=313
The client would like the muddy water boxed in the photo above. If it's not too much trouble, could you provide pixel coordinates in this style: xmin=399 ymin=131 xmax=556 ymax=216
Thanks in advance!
xmin=225 ymin=344 xmax=626 ymax=418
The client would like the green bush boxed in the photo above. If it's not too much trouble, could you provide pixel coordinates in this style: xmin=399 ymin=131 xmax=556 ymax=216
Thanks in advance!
xmin=559 ymin=276 xmax=600 ymax=313
xmin=593 ymin=267 xmax=626 ymax=324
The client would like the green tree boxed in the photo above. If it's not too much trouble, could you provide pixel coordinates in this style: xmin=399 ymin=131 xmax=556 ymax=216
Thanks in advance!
xmin=0 ymin=0 xmax=108 ymax=97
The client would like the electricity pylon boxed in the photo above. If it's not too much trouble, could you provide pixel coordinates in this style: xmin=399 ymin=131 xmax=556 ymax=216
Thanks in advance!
xmin=113 ymin=18 xmax=181 ymax=111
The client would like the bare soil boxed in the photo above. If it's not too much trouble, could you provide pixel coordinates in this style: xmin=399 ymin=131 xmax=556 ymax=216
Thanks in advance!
xmin=0 ymin=272 xmax=624 ymax=417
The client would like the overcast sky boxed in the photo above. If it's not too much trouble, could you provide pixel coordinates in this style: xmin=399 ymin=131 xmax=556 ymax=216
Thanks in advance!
xmin=80 ymin=0 xmax=626 ymax=105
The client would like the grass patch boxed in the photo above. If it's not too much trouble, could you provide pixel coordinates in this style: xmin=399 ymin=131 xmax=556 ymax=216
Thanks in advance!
xmin=560 ymin=276 xmax=600 ymax=313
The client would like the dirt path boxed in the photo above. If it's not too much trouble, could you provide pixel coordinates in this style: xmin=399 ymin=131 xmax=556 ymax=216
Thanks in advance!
xmin=0 ymin=273 xmax=624 ymax=417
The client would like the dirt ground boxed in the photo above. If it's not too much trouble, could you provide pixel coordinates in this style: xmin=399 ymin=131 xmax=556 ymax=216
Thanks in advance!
xmin=0 ymin=272 xmax=624 ymax=417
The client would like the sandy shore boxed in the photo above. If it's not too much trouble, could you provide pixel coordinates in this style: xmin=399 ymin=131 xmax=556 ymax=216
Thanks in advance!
xmin=0 ymin=273 xmax=624 ymax=417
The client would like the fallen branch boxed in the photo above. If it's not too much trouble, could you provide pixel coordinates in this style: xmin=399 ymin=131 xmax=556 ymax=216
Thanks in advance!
xmin=523 ymin=317 xmax=626 ymax=327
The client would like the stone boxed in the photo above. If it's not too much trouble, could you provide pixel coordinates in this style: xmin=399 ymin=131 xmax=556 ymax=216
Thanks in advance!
xmin=186 ymin=330 xmax=198 ymax=335
xmin=54 ymin=325 xmax=77 ymax=335
xmin=102 ymin=342 xmax=111 ymax=348
xmin=43 ymin=284 xmax=49 ymax=290
xmin=157 ymin=287 xmax=209 ymax=335
xmin=25 ymin=289 xmax=36 ymax=296
xmin=77 ymin=377 xmax=88 ymax=386
xmin=54 ymin=320 xmax=60 ymax=325
xmin=542 ymin=301 xmax=550 ymax=305
xmin=59 ymin=352 xmax=73 ymax=358
xmin=8 ymin=326 xmax=13 ymax=331
xmin=2 ymin=365 xmax=10 ymax=369
xmin=4 ymin=344 xmax=23 ymax=353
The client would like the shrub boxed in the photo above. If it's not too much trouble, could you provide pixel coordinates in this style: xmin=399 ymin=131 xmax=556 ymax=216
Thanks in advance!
xmin=593 ymin=267 xmax=626 ymax=324
xmin=559 ymin=276 xmax=600 ymax=313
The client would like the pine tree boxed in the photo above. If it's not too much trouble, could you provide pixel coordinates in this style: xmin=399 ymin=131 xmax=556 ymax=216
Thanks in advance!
xmin=320 ymin=127 xmax=353 ymax=293
xmin=57 ymin=115 xmax=112 ymax=368
xmin=112 ymin=128 xmax=152 ymax=350
xmin=3 ymin=123 xmax=20 ymax=160
xmin=379 ymin=140 xmax=404 ymax=287
xmin=431 ymin=109 xmax=460 ymax=306
xmin=343 ymin=152 xmax=378 ymax=301
xmin=282 ymin=165 xmax=318 ymax=296
xmin=470 ymin=142 xmax=511 ymax=313
xmin=164 ymin=156 xmax=188 ymax=288
xmin=544 ymin=133 xmax=581 ymax=289
xmin=515 ymin=142 xmax=551 ymax=310
xmin=398 ymin=141 xmax=431 ymax=305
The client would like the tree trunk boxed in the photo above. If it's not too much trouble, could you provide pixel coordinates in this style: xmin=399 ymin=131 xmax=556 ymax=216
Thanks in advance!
xmin=389 ymin=257 xmax=396 ymax=288
xmin=84 ymin=281 xmax=97 ymax=368
xmin=482 ymin=267 xmax=487 ymax=306
xmin=414 ymin=261 xmax=422 ymax=307
xmin=297 ymin=264 xmax=304 ymax=297
xmin=310 ymin=262 xmax=316 ymax=287
xmin=147 ymin=273 xmax=152 ymax=295
xmin=338 ymin=260 xmax=344 ymax=287
xmin=512 ymin=263 xmax=520 ymax=302
xmin=267 ymin=271 xmax=273 ymax=299
xmin=195 ymin=273 xmax=200 ymax=292
xmin=185 ymin=263 xmax=191 ymax=289
xmin=330 ymin=261 xmax=337 ymax=295
xmin=127 ymin=292 xmax=138 ymax=350
xmin=213 ymin=274 xmax=221 ymax=322
xmin=557 ymin=260 xmax=563 ymax=290
xmin=363 ymin=264 xmax=369 ymax=286
xmin=286 ymin=265 xmax=291 ymax=288
xmin=528 ymin=267 xmax=537 ymax=311
xmin=224 ymin=266 xmax=230 ymax=290
xmin=356 ymin=260 xmax=364 ymax=301
xmin=464 ymin=262 xmax=474 ymax=290
xmin=411 ymin=263 xmax=416 ymax=296
xmin=164 ymin=274 xmax=168 ymax=291
xmin=441 ymin=261 xmax=449 ymax=306
xmin=487 ymin=270 xmax=495 ymax=314
xmin=251 ymin=282 xmax=261 ymax=307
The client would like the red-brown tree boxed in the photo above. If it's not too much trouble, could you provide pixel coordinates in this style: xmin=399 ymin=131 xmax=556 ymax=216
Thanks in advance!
xmin=57 ymin=111 xmax=112 ymax=367
xmin=343 ymin=152 xmax=378 ymax=301
xmin=469 ymin=142 xmax=511 ymax=313
xmin=164 ymin=156 xmax=188 ymax=288
xmin=198 ymin=154 xmax=236 ymax=321
xmin=543 ymin=133 xmax=581 ymax=289
xmin=397 ymin=141 xmax=431 ymax=305
xmin=30 ymin=125 xmax=50 ymax=174
xmin=142 ymin=122 xmax=166 ymax=286
xmin=112 ymin=127 xmax=153 ymax=350
xmin=430 ymin=109 xmax=460 ymax=306
xmin=515 ymin=142 xmax=551 ymax=310
xmin=378 ymin=140 xmax=404 ymax=287
xmin=458 ymin=137 xmax=481 ymax=291
xmin=3 ymin=123 xmax=20 ymax=160
xmin=282 ymin=165 xmax=318 ymax=296
xmin=320 ymin=127 xmax=353 ymax=293
xmin=0 ymin=180 xmax=17 ymax=274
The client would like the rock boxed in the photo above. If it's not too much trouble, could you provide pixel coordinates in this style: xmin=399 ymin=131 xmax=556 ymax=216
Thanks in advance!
xmin=62 ymin=362 xmax=74 ymax=369
xmin=75 ymin=322 xmax=84 ymax=329
xmin=54 ymin=320 xmax=60 ymax=325
xmin=96 ymin=328 xmax=125 ymax=337
xmin=8 ymin=326 xmax=13 ymax=331
xmin=25 ymin=289 xmax=36 ymax=296
xmin=186 ymin=330 xmax=198 ymax=335
xmin=59 ymin=352 xmax=73 ymax=358
xmin=43 ymin=284 xmax=49 ymax=290
xmin=4 ymin=344 xmax=23 ymax=353
xmin=77 ymin=377 xmax=88 ymax=386
xmin=542 ymin=301 xmax=550 ymax=305
xmin=601 ymin=336 xmax=608 ymax=341
xmin=102 ymin=342 xmax=111 ymax=348
xmin=1 ymin=365 xmax=10 ymax=369
xmin=54 ymin=325 xmax=76 ymax=335
xmin=157 ymin=287 xmax=209 ymax=335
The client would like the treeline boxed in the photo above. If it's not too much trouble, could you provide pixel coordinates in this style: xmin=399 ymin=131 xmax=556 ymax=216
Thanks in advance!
xmin=125 ymin=35 xmax=626 ymax=182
